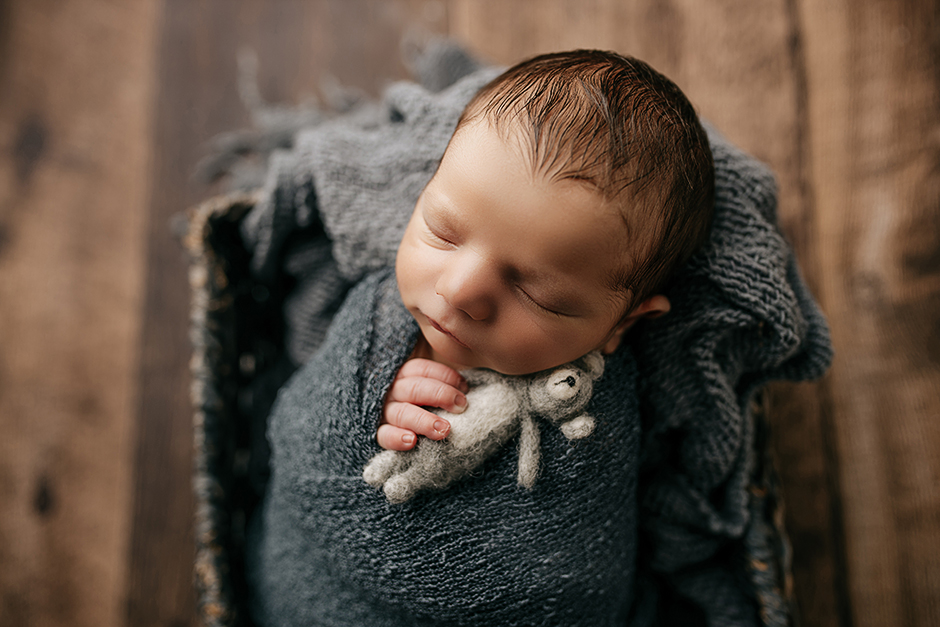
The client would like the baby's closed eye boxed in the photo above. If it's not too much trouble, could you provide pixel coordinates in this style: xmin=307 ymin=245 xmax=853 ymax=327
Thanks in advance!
xmin=515 ymin=285 xmax=570 ymax=317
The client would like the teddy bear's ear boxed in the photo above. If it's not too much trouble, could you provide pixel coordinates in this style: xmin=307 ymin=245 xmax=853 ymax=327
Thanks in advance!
xmin=581 ymin=351 xmax=605 ymax=379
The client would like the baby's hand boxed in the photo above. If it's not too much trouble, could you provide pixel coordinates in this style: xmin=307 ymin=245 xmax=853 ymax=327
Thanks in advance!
xmin=378 ymin=358 xmax=468 ymax=451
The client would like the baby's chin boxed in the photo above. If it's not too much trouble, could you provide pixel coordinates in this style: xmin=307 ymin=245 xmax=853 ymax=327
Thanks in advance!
xmin=420 ymin=336 xmax=484 ymax=373
xmin=421 ymin=335 xmax=565 ymax=377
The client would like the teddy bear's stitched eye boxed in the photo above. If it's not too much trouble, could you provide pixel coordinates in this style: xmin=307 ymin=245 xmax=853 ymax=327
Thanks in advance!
xmin=546 ymin=370 xmax=580 ymax=400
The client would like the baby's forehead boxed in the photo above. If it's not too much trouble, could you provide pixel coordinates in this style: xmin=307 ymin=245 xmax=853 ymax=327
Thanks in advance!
xmin=449 ymin=115 xmax=611 ymax=197
xmin=441 ymin=113 xmax=650 ymax=251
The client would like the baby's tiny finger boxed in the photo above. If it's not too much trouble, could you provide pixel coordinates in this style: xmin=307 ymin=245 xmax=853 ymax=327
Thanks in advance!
xmin=376 ymin=424 xmax=417 ymax=451
xmin=384 ymin=401 xmax=451 ymax=440
xmin=398 ymin=358 xmax=468 ymax=392
xmin=391 ymin=377 xmax=467 ymax=414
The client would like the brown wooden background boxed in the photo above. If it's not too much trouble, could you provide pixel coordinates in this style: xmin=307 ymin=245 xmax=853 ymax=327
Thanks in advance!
xmin=1 ymin=1 xmax=937 ymax=626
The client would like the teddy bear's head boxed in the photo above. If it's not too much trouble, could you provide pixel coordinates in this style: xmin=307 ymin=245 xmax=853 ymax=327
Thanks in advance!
xmin=526 ymin=351 xmax=605 ymax=419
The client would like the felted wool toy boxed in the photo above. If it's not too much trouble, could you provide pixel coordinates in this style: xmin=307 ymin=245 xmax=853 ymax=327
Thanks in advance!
xmin=363 ymin=352 xmax=605 ymax=503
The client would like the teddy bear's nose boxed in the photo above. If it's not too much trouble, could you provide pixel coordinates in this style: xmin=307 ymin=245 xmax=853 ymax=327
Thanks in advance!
xmin=562 ymin=376 xmax=576 ymax=387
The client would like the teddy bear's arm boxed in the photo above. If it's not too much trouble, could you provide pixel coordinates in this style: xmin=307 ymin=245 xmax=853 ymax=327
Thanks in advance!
xmin=559 ymin=414 xmax=596 ymax=440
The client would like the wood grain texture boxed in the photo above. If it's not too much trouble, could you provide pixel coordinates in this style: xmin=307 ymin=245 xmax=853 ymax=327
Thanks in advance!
xmin=127 ymin=4 xmax=240 ymax=624
xmin=0 ymin=1 xmax=160 ymax=626
xmin=798 ymin=0 xmax=940 ymax=625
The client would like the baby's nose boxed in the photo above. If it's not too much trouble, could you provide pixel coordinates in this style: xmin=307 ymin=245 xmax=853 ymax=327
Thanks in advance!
xmin=435 ymin=254 xmax=496 ymax=321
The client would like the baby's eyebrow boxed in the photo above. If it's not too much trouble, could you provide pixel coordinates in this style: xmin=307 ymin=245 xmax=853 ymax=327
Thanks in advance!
xmin=420 ymin=186 xmax=453 ymax=213
xmin=421 ymin=196 xmax=458 ymax=226
xmin=421 ymin=188 xmax=475 ymax=234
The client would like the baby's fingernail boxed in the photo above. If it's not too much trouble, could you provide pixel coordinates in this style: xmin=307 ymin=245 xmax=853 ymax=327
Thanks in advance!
xmin=402 ymin=433 xmax=415 ymax=445
xmin=454 ymin=394 xmax=467 ymax=411
xmin=433 ymin=420 xmax=450 ymax=435
xmin=459 ymin=380 xmax=469 ymax=393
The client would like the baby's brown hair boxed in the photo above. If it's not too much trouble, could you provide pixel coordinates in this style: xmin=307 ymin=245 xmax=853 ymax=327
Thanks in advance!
xmin=457 ymin=50 xmax=715 ymax=312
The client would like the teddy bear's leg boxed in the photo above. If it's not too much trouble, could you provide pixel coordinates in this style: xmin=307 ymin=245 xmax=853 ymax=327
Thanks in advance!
xmin=382 ymin=446 xmax=452 ymax=503
xmin=516 ymin=415 xmax=541 ymax=489
xmin=363 ymin=450 xmax=406 ymax=487
xmin=382 ymin=473 xmax=419 ymax=503
xmin=559 ymin=414 xmax=596 ymax=440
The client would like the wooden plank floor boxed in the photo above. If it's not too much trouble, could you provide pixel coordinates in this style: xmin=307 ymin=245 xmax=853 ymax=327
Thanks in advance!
xmin=0 ymin=1 xmax=937 ymax=626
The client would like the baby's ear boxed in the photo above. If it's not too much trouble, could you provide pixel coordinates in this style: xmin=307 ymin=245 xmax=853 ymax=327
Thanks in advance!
xmin=631 ymin=294 xmax=671 ymax=320
xmin=600 ymin=295 xmax=671 ymax=355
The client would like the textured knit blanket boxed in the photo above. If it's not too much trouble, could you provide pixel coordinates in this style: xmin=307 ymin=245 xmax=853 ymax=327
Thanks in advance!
xmin=247 ymin=268 xmax=643 ymax=626
xmin=231 ymin=41 xmax=833 ymax=626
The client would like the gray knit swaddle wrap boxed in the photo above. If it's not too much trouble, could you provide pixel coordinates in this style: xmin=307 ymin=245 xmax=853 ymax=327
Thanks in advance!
xmin=248 ymin=269 xmax=642 ymax=626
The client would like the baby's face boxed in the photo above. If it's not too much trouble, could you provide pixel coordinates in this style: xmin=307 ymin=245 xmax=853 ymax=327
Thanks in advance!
xmin=396 ymin=118 xmax=632 ymax=375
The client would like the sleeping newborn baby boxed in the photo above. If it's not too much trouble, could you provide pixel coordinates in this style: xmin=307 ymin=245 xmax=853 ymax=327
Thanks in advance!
xmin=248 ymin=50 xmax=715 ymax=626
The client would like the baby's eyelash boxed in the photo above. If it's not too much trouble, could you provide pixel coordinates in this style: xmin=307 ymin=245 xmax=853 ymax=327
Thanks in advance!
xmin=517 ymin=286 xmax=566 ymax=317
xmin=425 ymin=224 xmax=456 ymax=246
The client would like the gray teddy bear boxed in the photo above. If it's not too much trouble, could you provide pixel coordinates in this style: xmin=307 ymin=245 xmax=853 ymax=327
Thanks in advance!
xmin=363 ymin=351 xmax=605 ymax=503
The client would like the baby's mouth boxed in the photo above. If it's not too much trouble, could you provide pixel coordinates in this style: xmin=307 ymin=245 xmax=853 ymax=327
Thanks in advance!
xmin=427 ymin=317 xmax=470 ymax=349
